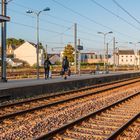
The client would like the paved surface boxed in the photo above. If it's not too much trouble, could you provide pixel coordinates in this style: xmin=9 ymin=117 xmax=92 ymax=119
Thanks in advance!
xmin=0 ymin=73 xmax=117 ymax=89
xmin=0 ymin=71 xmax=133 ymax=90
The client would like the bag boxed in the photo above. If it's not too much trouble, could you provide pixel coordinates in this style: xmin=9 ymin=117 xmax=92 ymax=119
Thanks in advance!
xmin=68 ymin=69 xmax=71 ymax=76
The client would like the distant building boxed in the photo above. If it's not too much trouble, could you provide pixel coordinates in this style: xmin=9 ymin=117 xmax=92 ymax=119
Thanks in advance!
xmin=81 ymin=52 xmax=95 ymax=63
xmin=135 ymin=50 xmax=140 ymax=67
xmin=7 ymin=44 xmax=16 ymax=57
xmin=14 ymin=41 xmax=44 ymax=66
xmin=115 ymin=49 xmax=135 ymax=66
xmin=81 ymin=52 xmax=111 ymax=64
xmin=7 ymin=58 xmax=23 ymax=67
xmin=49 ymin=54 xmax=60 ymax=64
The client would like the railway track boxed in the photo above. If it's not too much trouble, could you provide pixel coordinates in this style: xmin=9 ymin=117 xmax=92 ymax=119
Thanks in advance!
xmin=0 ymin=77 xmax=140 ymax=139
xmin=36 ymin=91 xmax=140 ymax=140
xmin=0 ymin=77 xmax=140 ymax=121
xmin=109 ymin=114 xmax=140 ymax=140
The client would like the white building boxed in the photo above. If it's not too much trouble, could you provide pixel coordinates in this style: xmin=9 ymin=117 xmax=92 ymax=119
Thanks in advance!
xmin=14 ymin=41 xmax=44 ymax=66
xmin=115 ymin=50 xmax=135 ymax=66
xmin=135 ymin=50 xmax=140 ymax=67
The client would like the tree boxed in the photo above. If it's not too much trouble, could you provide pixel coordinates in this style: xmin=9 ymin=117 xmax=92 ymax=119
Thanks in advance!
xmin=63 ymin=44 xmax=74 ymax=62
xmin=7 ymin=38 xmax=25 ymax=48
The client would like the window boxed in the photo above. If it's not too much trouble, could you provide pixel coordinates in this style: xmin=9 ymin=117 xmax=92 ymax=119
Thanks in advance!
xmin=131 ymin=59 xmax=132 ymax=61
xmin=122 ymin=59 xmax=123 ymax=62
xmin=126 ymin=56 xmax=128 ymax=57
xmin=126 ymin=60 xmax=128 ymax=62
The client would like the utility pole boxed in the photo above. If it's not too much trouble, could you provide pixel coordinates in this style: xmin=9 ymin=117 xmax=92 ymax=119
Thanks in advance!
xmin=74 ymin=23 xmax=77 ymax=74
xmin=139 ymin=50 xmax=140 ymax=70
xmin=78 ymin=39 xmax=81 ymax=75
xmin=113 ymin=37 xmax=115 ymax=71
xmin=46 ymin=44 xmax=47 ymax=58
xmin=1 ymin=0 xmax=7 ymax=82
xmin=106 ymin=43 xmax=109 ymax=73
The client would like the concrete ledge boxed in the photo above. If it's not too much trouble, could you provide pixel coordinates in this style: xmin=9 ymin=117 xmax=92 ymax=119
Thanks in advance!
xmin=0 ymin=72 xmax=140 ymax=100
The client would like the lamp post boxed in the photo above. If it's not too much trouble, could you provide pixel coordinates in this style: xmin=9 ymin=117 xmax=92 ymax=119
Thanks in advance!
xmin=26 ymin=7 xmax=50 ymax=79
xmin=129 ymin=42 xmax=140 ymax=70
xmin=98 ymin=31 xmax=113 ymax=73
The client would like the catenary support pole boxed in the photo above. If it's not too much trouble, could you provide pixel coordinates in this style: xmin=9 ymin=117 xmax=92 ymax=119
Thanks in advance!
xmin=78 ymin=39 xmax=81 ymax=75
xmin=113 ymin=37 xmax=115 ymax=71
xmin=1 ymin=0 xmax=7 ymax=82
xmin=74 ymin=23 xmax=77 ymax=74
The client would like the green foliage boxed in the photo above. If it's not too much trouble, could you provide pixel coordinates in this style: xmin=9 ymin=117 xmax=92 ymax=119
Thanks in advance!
xmin=81 ymin=62 xmax=104 ymax=66
xmin=7 ymin=38 xmax=25 ymax=47
xmin=55 ymin=61 xmax=61 ymax=65
xmin=39 ymin=42 xmax=43 ymax=49
xmin=63 ymin=44 xmax=74 ymax=62
xmin=7 ymin=54 xmax=14 ymax=58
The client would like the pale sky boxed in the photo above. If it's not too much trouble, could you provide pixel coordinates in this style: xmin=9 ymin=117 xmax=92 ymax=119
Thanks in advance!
xmin=1 ymin=0 xmax=140 ymax=53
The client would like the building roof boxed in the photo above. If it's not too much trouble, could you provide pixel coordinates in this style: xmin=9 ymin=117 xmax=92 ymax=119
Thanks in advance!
xmin=49 ymin=54 xmax=60 ymax=64
xmin=118 ymin=50 xmax=134 ymax=55
xmin=28 ymin=42 xmax=37 ymax=48
xmin=11 ymin=58 xmax=25 ymax=63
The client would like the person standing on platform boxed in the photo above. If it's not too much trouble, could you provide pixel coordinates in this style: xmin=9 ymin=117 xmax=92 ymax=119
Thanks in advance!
xmin=62 ymin=56 xmax=69 ymax=80
xmin=44 ymin=57 xmax=51 ymax=80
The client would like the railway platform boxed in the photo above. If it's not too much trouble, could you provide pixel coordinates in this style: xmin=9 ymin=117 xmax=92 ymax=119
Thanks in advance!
xmin=0 ymin=71 xmax=140 ymax=99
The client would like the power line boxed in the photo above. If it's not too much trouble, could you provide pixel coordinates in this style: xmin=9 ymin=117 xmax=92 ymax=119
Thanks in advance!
xmin=90 ymin=0 xmax=140 ymax=31
xmin=8 ymin=8 xmax=70 ymax=29
xmin=8 ymin=7 xmax=104 ymax=40
xmin=10 ymin=1 xmax=140 ymax=40
xmin=7 ymin=0 xmax=140 ymax=45
xmin=51 ymin=0 xmax=140 ymax=40
xmin=10 ymin=21 xmax=72 ymax=36
xmin=8 ymin=7 xmax=101 ymax=39
xmin=9 ymin=21 xmax=102 ymax=43
xmin=112 ymin=0 xmax=140 ymax=25
xmin=52 ymin=0 xmax=112 ymax=30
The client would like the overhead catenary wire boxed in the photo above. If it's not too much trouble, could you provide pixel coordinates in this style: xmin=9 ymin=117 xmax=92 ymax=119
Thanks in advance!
xmin=9 ymin=1 xmax=140 ymax=41
xmin=8 ymin=8 xmax=103 ymax=40
xmin=8 ymin=8 xmax=71 ymax=29
xmin=90 ymin=0 xmax=140 ymax=31
xmin=5 ymin=0 xmax=140 ymax=50
xmin=51 ymin=0 xmax=140 ymax=40
xmin=9 ymin=21 xmax=102 ymax=44
xmin=112 ymin=0 xmax=140 ymax=25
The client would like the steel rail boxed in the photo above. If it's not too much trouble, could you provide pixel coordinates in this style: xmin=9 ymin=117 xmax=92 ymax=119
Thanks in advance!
xmin=34 ymin=91 xmax=140 ymax=140
xmin=0 ymin=77 xmax=140 ymax=121
xmin=107 ymin=113 xmax=140 ymax=140
xmin=0 ymin=78 xmax=125 ymax=107
xmin=0 ymin=76 xmax=139 ymax=109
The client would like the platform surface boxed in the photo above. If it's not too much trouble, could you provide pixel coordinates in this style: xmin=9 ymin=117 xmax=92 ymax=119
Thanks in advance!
xmin=0 ymin=71 xmax=135 ymax=90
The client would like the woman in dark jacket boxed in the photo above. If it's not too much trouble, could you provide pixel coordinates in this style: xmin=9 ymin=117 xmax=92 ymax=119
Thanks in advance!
xmin=62 ymin=56 xmax=69 ymax=79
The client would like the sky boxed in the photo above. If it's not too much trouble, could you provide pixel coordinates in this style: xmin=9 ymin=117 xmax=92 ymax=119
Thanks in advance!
xmin=1 ymin=0 xmax=140 ymax=54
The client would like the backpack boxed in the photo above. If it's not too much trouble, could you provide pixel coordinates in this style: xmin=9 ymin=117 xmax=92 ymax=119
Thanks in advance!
xmin=44 ymin=60 xmax=50 ymax=69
